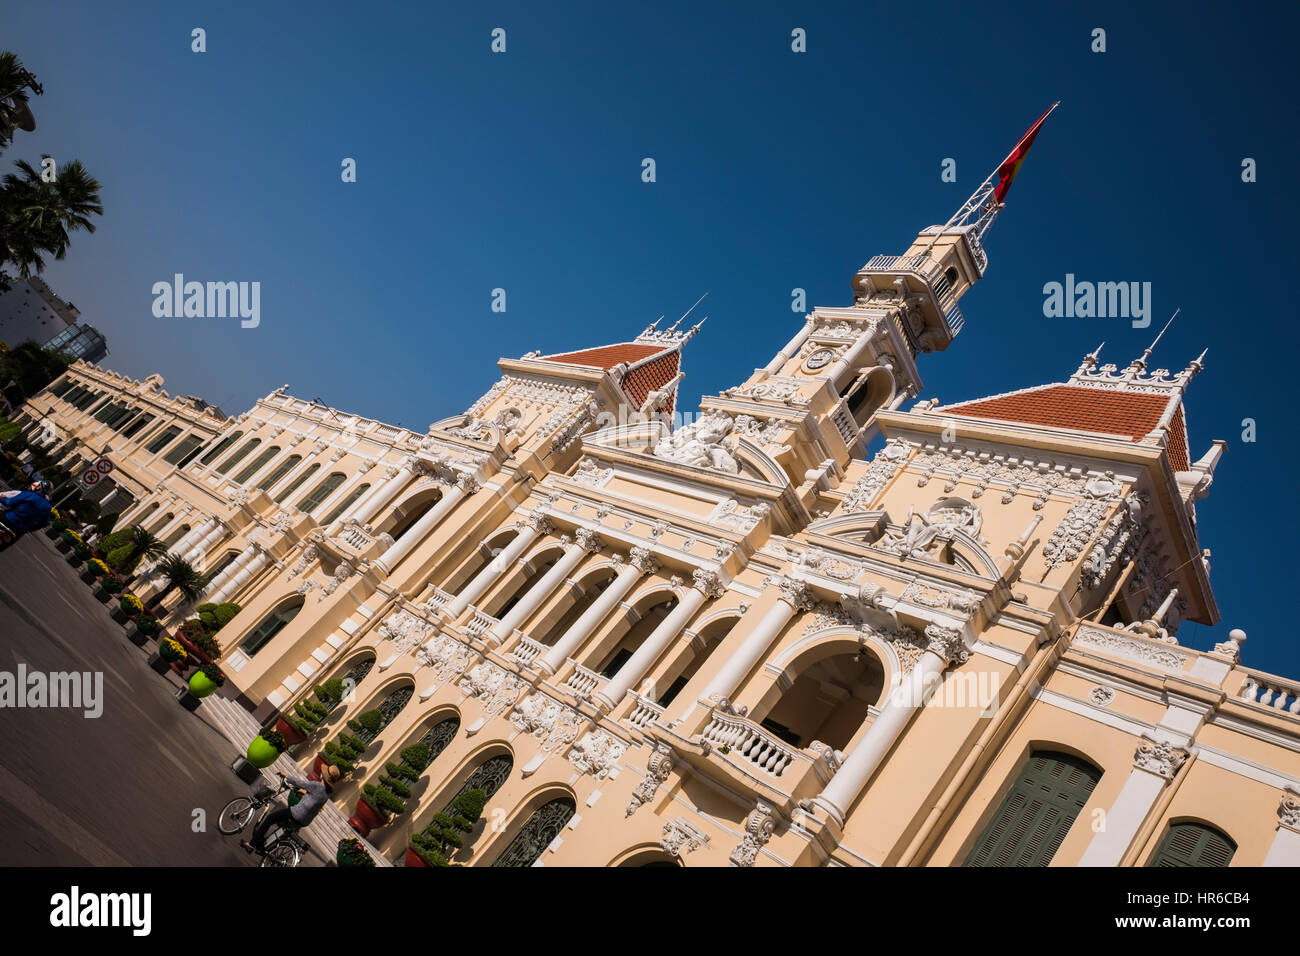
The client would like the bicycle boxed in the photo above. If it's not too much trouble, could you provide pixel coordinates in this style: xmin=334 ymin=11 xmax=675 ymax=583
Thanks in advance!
xmin=218 ymin=774 xmax=310 ymax=867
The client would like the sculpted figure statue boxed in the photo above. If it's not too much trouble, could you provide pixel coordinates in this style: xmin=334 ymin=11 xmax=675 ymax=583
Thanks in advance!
xmin=653 ymin=413 xmax=739 ymax=474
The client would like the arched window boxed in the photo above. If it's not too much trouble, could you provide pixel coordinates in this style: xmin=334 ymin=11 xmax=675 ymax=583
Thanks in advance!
xmin=239 ymin=601 xmax=303 ymax=657
xmin=217 ymin=437 xmax=261 ymax=474
xmin=296 ymin=472 xmax=345 ymax=514
xmin=964 ymin=751 xmax=1101 ymax=867
xmin=322 ymin=483 xmax=369 ymax=524
xmin=443 ymin=754 xmax=513 ymax=812
xmin=199 ymin=430 xmax=243 ymax=465
xmin=491 ymin=797 xmax=577 ymax=867
xmin=234 ymin=445 xmax=281 ymax=485
xmin=258 ymin=454 xmax=301 ymax=491
xmin=418 ymin=716 xmax=460 ymax=764
xmin=276 ymin=463 xmax=319 ymax=503
xmin=1148 ymin=822 xmax=1236 ymax=867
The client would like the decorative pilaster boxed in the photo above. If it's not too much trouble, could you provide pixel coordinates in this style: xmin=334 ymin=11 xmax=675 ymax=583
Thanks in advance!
xmin=626 ymin=742 xmax=674 ymax=817
xmin=729 ymin=801 xmax=777 ymax=867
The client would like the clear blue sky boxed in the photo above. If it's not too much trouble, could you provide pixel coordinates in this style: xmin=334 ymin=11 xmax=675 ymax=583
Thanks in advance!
xmin=8 ymin=1 xmax=1298 ymax=673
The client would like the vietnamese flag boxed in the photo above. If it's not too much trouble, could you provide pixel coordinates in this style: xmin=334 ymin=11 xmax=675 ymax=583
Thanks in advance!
xmin=993 ymin=102 xmax=1059 ymax=205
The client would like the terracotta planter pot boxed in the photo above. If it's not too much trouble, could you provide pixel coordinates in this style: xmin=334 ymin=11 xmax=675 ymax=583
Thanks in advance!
xmin=309 ymin=754 xmax=327 ymax=782
xmin=275 ymin=717 xmax=306 ymax=747
xmin=348 ymin=798 xmax=386 ymax=838
xmin=404 ymin=847 xmax=430 ymax=868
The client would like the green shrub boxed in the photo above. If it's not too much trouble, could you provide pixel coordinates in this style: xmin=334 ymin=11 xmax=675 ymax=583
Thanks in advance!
xmin=195 ymin=602 xmax=240 ymax=631
xmin=412 ymin=789 xmax=488 ymax=866
xmin=337 ymin=837 xmax=375 ymax=867
xmin=346 ymin=709 xmax=384 ymax=736
xmin=362 ymin=784 xmax=406 ymax=816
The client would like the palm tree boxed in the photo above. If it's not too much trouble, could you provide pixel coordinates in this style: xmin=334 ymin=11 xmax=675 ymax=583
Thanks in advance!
xmin=1 ymin=158 xmax=103 ymax=279
xmin=144 ymin=555 xmax=207 ymax=613
xmin=0 ymin=52 xmax=40 ymax=153
xmin=121 ymin=526 xmax=166 ymax=573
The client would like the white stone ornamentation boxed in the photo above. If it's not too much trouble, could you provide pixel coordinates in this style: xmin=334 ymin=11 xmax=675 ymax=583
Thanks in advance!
xmin=567 ymin=730 xmax=626 ymax=779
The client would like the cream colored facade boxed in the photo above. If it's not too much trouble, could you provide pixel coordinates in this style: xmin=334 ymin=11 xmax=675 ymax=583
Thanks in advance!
xmin=15 ymin=204 xmax=1299 ymax=869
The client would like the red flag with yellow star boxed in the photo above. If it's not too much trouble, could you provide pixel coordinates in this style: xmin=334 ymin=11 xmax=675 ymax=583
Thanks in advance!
xmin=993 ymin=102 xmax=1059 ymax=204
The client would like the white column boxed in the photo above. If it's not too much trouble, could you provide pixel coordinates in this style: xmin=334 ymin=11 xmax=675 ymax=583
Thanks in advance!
xmin=594 ymin=568 xmax=720 ymax=711
xmin=344 ymin=456 xmax=418 ymax=527
xmin=373 ymin=475 xmax=476 ymax=572
xmin=813 ymin=626 xmax=966 ymax=826
xmin=1077 ymin=738 xmax=1190 ymax=866
xmin=761 ymin=318 xmax=814 ymax=376
xmin=1263 ymin=790 xmax=1300 ymax=866
xmin=181 ymin=519 xmax=228 ymax=567
xmin=537 ymin=547 xmax=657 ymax=676
xmin=690 ymin=576 xmax=814 ymax=718
xmin=209 ymin=547 xmax=270 ymax=604
xmin=486 ymin=527 xmax=599 ymax=644
xmin=443 ymin=513 xmax=550 ymax=620
xmin=203 ymin=544 xmax=255 ymax=599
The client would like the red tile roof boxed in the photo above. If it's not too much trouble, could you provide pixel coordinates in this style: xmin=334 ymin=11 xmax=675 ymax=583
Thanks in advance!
xmin=543 ymin=343 xmax=666 ymax=370
xmin=542 ymin=342 xmax=682 ymax=414
xmin=943 ymin=384 xmax=1190 ymax=471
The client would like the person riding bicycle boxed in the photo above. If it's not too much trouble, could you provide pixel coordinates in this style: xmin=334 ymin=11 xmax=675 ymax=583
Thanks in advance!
xmin=242 ymin=764 xmax=341 ymax=855
xmin=0 ymin=479 xmax=54 ymax=548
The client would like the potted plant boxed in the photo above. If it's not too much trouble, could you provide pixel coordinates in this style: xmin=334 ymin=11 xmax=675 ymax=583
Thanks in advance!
xmin=126 ymin=613 xmax=159 ymax=647
xmin=349 ymin=741 xmax=432 ymax=838
xmin=55 ymin=528 xmax=76 ymax=553
xmin=112 ymin=592 xmax=144 ymax=625
xmin=406 ymin=789 xmax=489 ymax=867
xmin=336 ymin=837 xmax=376 ymax=868
xmin=149 ymin=636 xmax=186 ymax=674
xmin=68 ymin=538 xmax=91 ymax=568
xmin=246 ymin=730 xmax=286 ymax=768
xmin=187 ymin=663 xmax=225 ymax=699
xmin=79 ymin=557 xmax=109 ymax=585
xmin=93 ymin=574 xmax=123 ymax=603
xmin=279 ymin=677 xmax=344 ymax=746
xmin=232 ymin=729 xmax=286 ymax=783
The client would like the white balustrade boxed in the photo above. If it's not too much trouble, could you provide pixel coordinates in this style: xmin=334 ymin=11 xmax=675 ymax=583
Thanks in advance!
xmin=701 ymin=711 xmax=799 ymax=777
xmin=1240 ymin=673 xmax=1300 ymax=715
xmin=627 ymin=692 xmax=665 ymax=729
xmin=508 ymin=636 xmax=547 ymax=667
xmin=563 ymin=660 xmax=605 ymax=699
xmin=463 ymin=608 xmax=499 ymax=641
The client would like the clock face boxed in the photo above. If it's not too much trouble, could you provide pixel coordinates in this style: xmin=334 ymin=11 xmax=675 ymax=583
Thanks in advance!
xmin=804 ymin=348 xmax=834 ymax=371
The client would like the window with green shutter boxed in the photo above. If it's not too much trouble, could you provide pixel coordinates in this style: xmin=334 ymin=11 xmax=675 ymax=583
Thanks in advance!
xmin=296 ymin=472 xmax=345 ymax=514
xmin=258 ymin=454 xmax=301 ymax=491
xmin=233 ymin=445 xmax=280 ymax=484
xmin=145 ymin=425 xmax=183 ymax=455
xmin=216 ymin=437 xmax=261 ymax=474
xmin=964 ymin=750 xmax=1101 ymax=867
xmin=321 ymin=482 xmax=369 ymax=524
xmin=199 ymin=430 xmax=242 ymax=465
xmin=275 ymin=462 xmax=319 ymax=503
xmin=1147 ymin=822 xmax=1236 ymax=867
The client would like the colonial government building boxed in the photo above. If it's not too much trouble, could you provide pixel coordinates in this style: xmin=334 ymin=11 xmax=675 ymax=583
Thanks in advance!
xmin=15 ymin=166 xmax=1300 ymax=869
